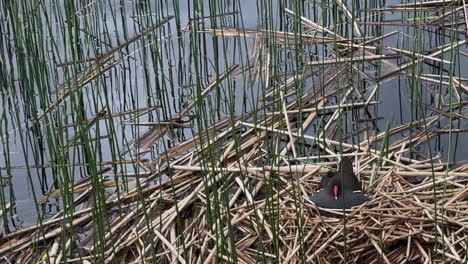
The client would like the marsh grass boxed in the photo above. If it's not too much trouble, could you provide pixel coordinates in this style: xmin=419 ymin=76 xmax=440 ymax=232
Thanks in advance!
xmin=0 ymin=0 xmax=467 ymax=263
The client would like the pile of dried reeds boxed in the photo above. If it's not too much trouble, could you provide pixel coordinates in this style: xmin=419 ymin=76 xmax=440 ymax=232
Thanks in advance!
xmin=1 ymin=3 xmax=468 ymax=264
xmin=1 ymin=61 xmax=466 ymax=262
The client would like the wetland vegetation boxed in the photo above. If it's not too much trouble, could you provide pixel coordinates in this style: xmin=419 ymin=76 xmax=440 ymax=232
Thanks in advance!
xmin=0 ymin=0 xmax=467 ymax=263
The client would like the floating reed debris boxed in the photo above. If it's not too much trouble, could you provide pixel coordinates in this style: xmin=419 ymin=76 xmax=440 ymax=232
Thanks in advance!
xmin=2 ymin=62 xmax=467 ymax=262
xmin=1 ymin=2 xmax=467 ymax=264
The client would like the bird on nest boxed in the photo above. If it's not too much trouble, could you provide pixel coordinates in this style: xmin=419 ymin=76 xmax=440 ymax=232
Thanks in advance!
xmin=310 ymin=157 xmax=371 ymax=217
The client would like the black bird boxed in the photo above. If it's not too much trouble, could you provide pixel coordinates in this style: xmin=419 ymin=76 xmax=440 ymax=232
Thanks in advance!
xmin=318 ymin=157 xmax=362 ymax=191
xmin=311 ymin=157 xmax=370 ymax=217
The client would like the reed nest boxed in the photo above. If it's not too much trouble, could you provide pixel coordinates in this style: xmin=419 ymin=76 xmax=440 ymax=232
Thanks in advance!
xmin=2 ymin=3 xmax=468 ymax=264
xmin=1 ymin=61 xmax=467 ymax=263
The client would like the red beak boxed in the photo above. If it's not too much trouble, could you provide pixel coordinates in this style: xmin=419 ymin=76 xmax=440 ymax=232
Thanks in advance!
xmin=333 ymin=185 xmax=339 ymax=199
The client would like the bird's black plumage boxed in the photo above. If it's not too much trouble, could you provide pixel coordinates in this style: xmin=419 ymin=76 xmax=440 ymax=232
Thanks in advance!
xmin=319 ymin=157 xmax=362 ymax=191
xmin=311 ymin=157 xmax=370 ymax=217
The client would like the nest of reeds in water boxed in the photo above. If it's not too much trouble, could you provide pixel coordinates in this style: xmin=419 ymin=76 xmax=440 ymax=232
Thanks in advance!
xmin=2 ymin=4 xmax=468 ymax=263
xmin=1 ymin=61 xmax=466 ymax=263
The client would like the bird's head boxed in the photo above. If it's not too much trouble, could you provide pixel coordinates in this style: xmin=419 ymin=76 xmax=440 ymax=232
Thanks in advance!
xmin=328 ymin=177 xmax=342 ymax=200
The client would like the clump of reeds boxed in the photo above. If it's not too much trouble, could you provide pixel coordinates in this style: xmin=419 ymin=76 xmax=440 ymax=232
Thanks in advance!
xmin=1 ymin=1 xmax=467 ymax=263
xmin=1 ymin=58 xmax=467 ymax=261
